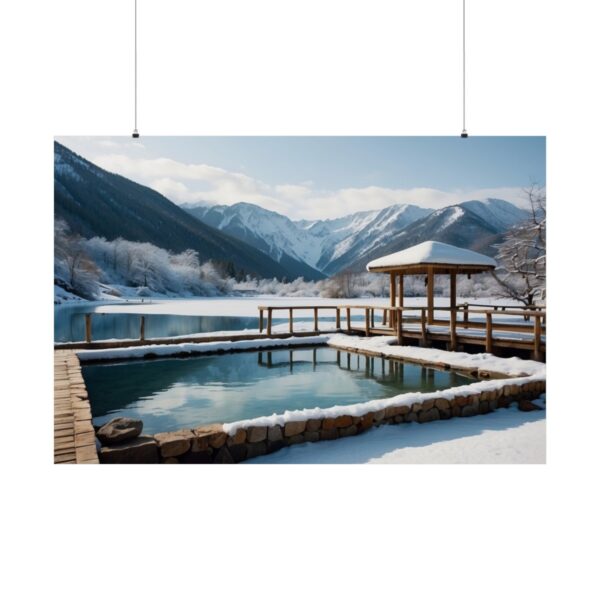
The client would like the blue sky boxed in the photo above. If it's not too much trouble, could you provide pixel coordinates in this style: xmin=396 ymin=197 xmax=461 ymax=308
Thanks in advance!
xmin=56 ymin=136 xmax=545 ymax=220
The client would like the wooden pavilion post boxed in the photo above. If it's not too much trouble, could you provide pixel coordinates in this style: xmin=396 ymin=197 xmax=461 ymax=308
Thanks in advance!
xmin=390 ymin=272 xmax=397 ymax=328
xmin=398 ymin=273 xmax=404 ymax=309
xmin=449 ymin=270 xmax=457 ymax=348
xmin=427 ymin=266 xmax=434 ymax=325
xmin=397 ymin=272 xmax=404 ymax=333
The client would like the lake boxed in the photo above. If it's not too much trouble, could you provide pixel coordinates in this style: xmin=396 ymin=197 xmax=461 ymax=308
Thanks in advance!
xmin=54 ymin=303 xmax=263 ymax=342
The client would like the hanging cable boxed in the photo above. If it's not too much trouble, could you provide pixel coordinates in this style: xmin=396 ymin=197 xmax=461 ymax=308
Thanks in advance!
xmin=132 ymin=0 xmax=139 ymax=138
xmin=461 ymin=0 xmax=468 ymax=137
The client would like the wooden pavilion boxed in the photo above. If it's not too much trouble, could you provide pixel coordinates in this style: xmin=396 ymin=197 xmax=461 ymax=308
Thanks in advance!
xmin=366 ymin=241 xmax=497 ymax=325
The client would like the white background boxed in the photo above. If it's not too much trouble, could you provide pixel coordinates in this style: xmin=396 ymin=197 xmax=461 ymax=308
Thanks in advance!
xmin=1 ymin=1 xmax=599 ymax=599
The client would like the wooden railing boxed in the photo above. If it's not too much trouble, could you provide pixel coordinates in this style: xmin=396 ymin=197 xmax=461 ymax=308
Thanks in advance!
xmin=258 ymin=305 xmax=344 ymax=336
xmin=258 ymin=303 xmax=546 ymax=360
xmin=81 ymin=313 xmax=147 ymax=343
xmin=77 ymin=303 xmax=545 ymax=360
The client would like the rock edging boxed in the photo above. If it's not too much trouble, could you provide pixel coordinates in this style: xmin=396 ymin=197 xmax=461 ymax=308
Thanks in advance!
xmin=97 ymin=379 xmax=545 ymax=464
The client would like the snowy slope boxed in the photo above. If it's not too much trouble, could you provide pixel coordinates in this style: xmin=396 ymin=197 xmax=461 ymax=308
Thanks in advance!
xmin=460 ymin=198 xmax=528 ymax=231
xmin=186 ymin=203 xmax=326 ymax=280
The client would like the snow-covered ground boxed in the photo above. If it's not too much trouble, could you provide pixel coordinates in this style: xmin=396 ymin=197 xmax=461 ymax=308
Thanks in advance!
xmin=247 ymin=403 xmax=546 ymax=464
xmin=91 ymin=295 xmax=520 ymax=318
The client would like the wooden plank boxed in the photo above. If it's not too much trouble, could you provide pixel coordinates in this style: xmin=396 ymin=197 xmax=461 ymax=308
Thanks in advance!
xmin=346 ymin=307 xmax=351 ymax=333
xmin=313 ymin=307 xmax=319 ymax=332
xmin=421 ymin=308 xmax=428 ymax=346
xmin=365 ymin=308 xmax=370 ymax=337
xmin=335 ymin=307 xmax=341 ymax=330
xmin=140 ymin=315 xmax=145 ymax=341
xmin=267 ymin=308 xmax=272 ymax=336
xmin=55 ymin=454 xmax=77 ymax=464
xmin=259 ymin=309 xmax=264 ymax=333
xmin=289 ymin=308 xmax=293 ymax=334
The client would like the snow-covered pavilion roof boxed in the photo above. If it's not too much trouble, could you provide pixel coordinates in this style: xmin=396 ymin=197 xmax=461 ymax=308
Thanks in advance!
xmin=366 ymin=241 xmax=497 ymax=273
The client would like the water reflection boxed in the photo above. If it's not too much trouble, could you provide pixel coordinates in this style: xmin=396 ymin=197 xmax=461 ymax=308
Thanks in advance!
xmin=84 ymin=347 xmax=477 ymax=434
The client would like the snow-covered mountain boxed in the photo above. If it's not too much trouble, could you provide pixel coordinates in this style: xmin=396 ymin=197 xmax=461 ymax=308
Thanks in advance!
xmin=316 ymin=204 xmax=432 ymax=274
xmin=186 ymin=203 xmax=326 ymax=280
xmin=186 ymin=198 xmax=528 ymax=278
xmin=187 ymin=202 xmax=429 ymax=277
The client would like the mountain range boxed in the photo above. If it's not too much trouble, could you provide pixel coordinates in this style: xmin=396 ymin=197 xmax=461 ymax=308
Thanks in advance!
xmin=186 ymin=197 xmax=527 ymax=276
xmin=55 ymin=141 xmax=528 ymax=282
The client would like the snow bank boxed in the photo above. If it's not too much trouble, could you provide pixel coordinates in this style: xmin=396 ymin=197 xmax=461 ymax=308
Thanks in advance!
xmin=327 ymin=334 xmax=546 ymax=378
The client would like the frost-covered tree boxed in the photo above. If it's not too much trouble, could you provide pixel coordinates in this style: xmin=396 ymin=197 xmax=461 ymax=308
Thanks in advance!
xmin=54 ymin=220 xmax=99 ymax=299
xmin=492 ymin=185 xmax=546 ymax=306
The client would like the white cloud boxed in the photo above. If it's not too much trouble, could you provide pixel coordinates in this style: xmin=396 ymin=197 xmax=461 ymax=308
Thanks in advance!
xmin=91 ymin=153 xmax=530 ymax=220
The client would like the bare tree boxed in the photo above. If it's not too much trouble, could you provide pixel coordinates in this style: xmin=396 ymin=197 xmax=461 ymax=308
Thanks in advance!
xmin=492 ymin=185 xmax=546 ymax=306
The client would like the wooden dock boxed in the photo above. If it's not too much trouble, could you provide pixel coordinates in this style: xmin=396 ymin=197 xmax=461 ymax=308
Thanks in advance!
xmin=258 ymin=303 xmax=546 ymax=361
xmin=54 ymin=350 xmax=99 ymax=464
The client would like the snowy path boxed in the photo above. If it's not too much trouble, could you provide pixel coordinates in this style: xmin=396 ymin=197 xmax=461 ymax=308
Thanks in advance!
xmin=246 ymin=405 xmax=546 ymax=464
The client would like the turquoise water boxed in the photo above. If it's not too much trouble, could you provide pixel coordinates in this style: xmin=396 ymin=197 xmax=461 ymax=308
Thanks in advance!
xmin=84 ymin=347 xmax=476 ymax=434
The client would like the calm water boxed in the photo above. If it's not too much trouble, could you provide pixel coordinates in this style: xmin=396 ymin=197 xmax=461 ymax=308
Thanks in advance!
xmin=54 ymin=304 xmax=263 ymax=342
xmin=84 ymin=347 xmax=476 ymax=433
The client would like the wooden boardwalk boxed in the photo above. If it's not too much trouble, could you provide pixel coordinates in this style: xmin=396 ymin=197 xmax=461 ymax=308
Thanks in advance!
xmin=54 ymin=350 xmax=99 ymax=464
xmin=53 ymin=303 xmax=545 ymax=361
xmin=258 ymin=303 xmax=546 ymax=361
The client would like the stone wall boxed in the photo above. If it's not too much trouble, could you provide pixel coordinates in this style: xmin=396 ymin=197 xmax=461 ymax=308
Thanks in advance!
xmin=97 ymin=379 xmax=546 ymax=464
